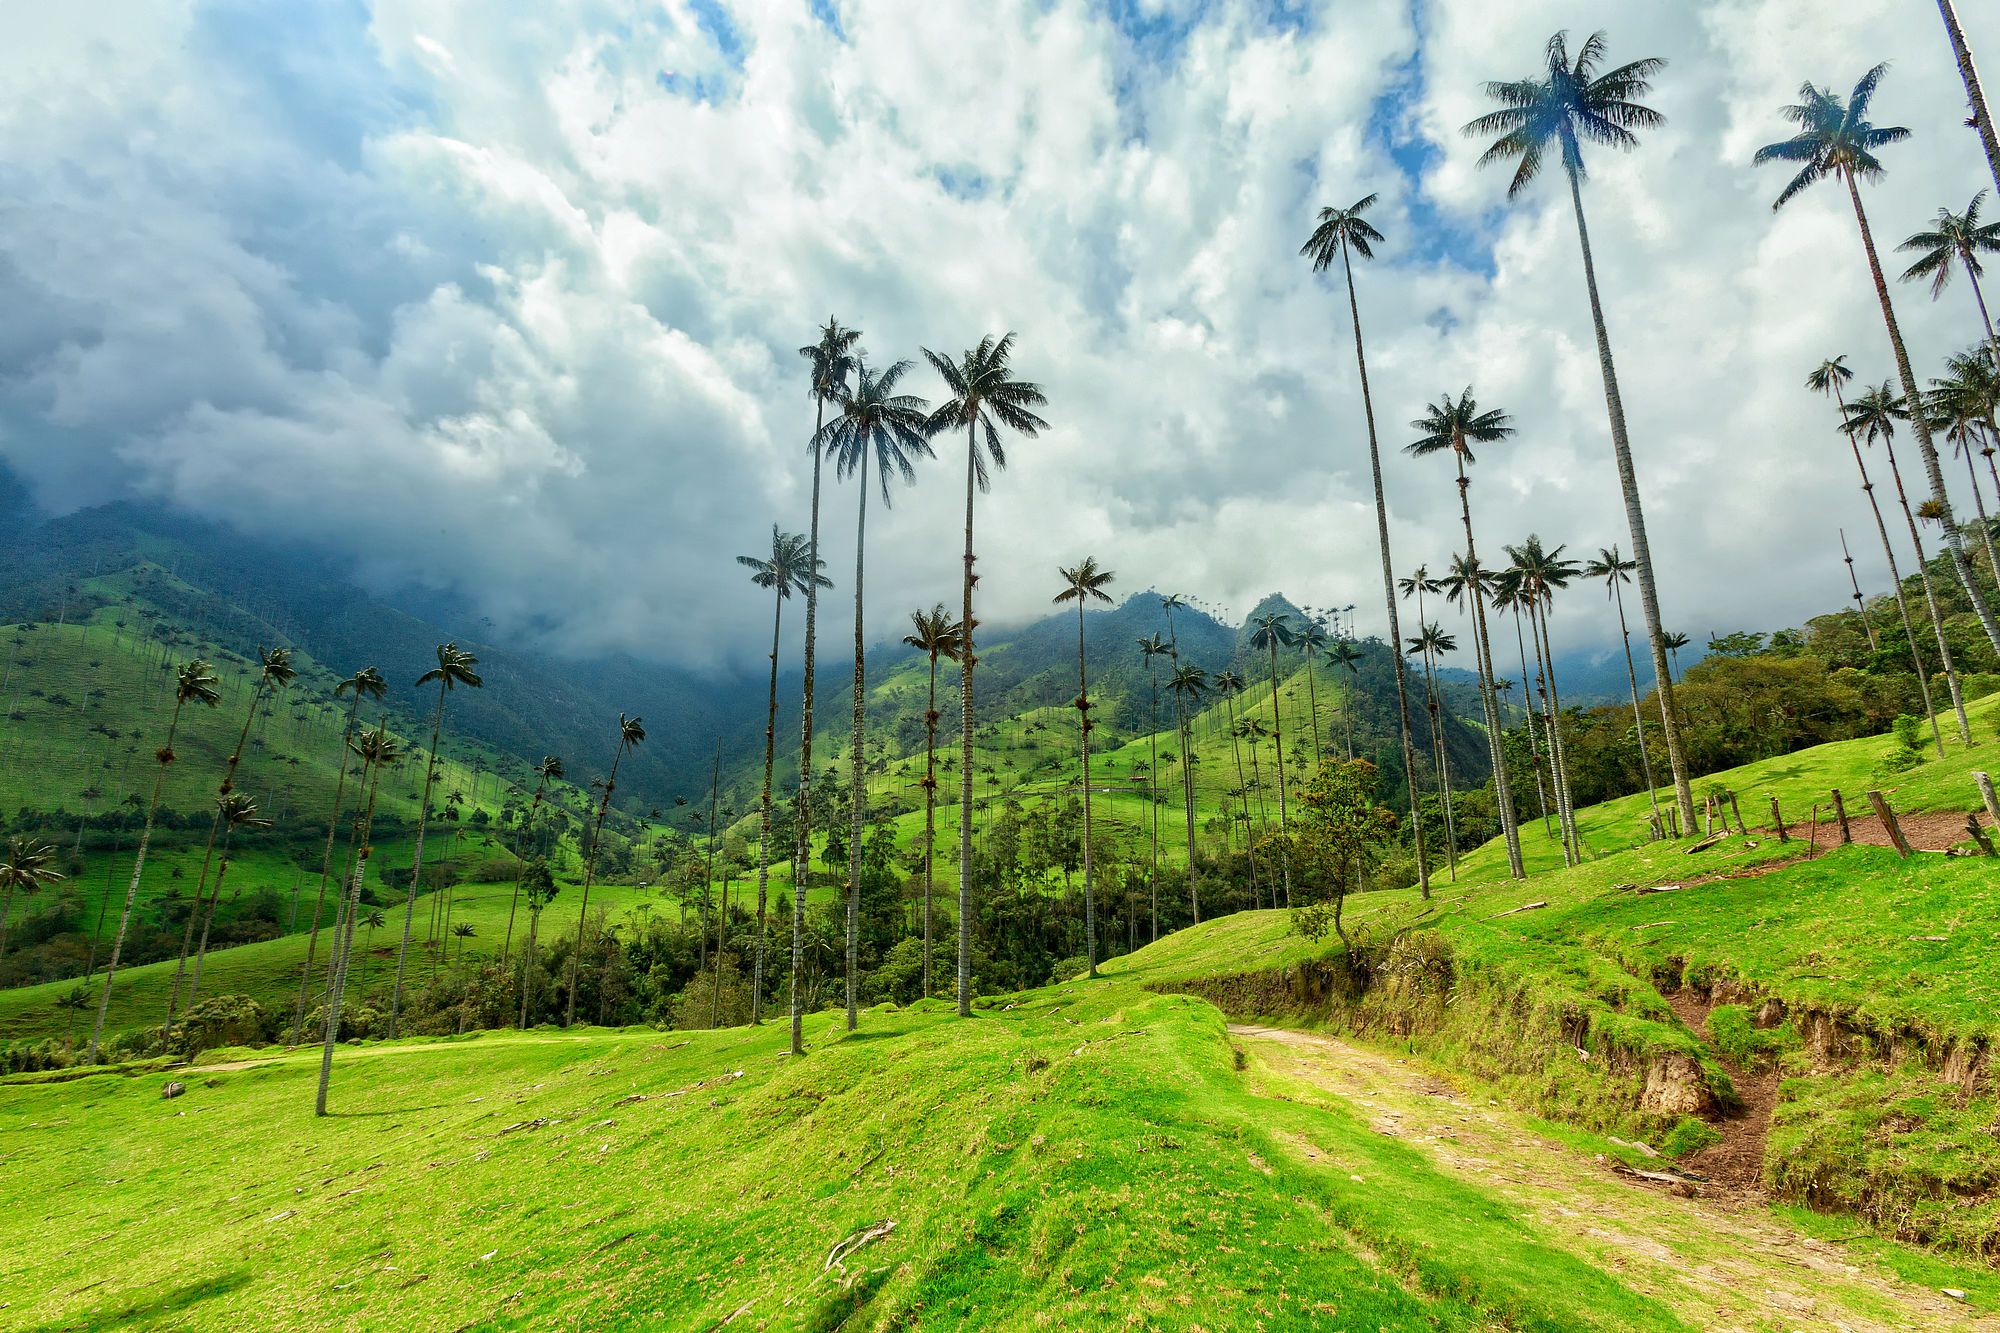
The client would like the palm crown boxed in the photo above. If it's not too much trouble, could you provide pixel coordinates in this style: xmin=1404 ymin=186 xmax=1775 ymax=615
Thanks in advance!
xmin=0 ymin=836 xmax=64 ymax=897
xmin=1213 ymin=668 xmax=1245 ymax=695
xmin=1299 ymin=193 xmax=1385 ymax=270
xmin=536 ymin=755 xmax=565 ymax=784
xmin=175 ymin=660 xmax=222 ymax=710
xmin=1584 ymin=545 xmax=1636 ymax=590
xmin=820 ymin=360 xmax=935 ymax=503
xmin=738 ymin=526 xmax=831 ymax=600
xmin=904 ymin=605 xmax=964 ymax=660
xmin=1407 ymin=388 xmax=1516 ymax=463
xmin=1053 ymin=557 xmax=1116 ymax=608
xmin=256 ymin=646 xmax=298 ymax=691
xmin=617 ymin=713 xmax=646 ymax=753
xmin=1753 ymin=64 xmax=1909 ymax=210
xmin=336 ymin=666 xmax=387 ymax=703
xmin=1898 ymin=192 xmax=2000 ymax=296
xmin=418 ymin=642 xmax=483 ymax=692
xmin=1504 ymin=535 xmax=1582 ymax=606
xmin=351 ymin=727 xmax=405 ymax=771
xmin=1248 ymin=611 xmax=1296 ymax=653
xmin=1169 ymin=662 xmax=1210 ymax=702
xmin=1464 ymin=30 xmax=1665 ymax=198
xmin=1805 ymin=354 xmax=1855 ymax=401
xmin=800 ymin=317 xmax=862 ymax=406
xmin=1843 ymin=382 xmax=1908 ymax=445
xmin=922 ymin=333 xmax=1049 ymax=492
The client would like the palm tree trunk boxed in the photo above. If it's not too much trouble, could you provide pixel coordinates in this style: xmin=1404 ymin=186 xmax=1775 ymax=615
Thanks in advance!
xmin=752 ymin=590 xmax=784 ymax=1024
xmin=1419 ymin=648 xmax=1459 ymax=878
xmin=519 ymin=909 xmax=540 ymax=1030
xmin=1452 ymin=452 xmax=1524 ymax=877
xmin=316 ymin=760 xmax=381 ymax=1116
xmin=1146 ymin=661 xmax=1160 ymax=941
xmin=847 ymin=451 xmax=869 ymax=1032
xmin=1838 ymin=385 xmax=1943 ymax=753
xmin=922 ymin=652 xmax=939 ymax=998
xmin=1074 ymin=601 xmax=1097 ymax=975
xmin=389 ymin=678 xmax=449 ymax=1038
xmin=1938 ymin=0 xmax=2000 ymax=196
xmin=793 ymin=405 xmax=828 ymax=1054
xmin=1533 ymin=598 xmax=1582 ymax=864
xmin=1524 ymin=607 xmax=1568 ymax=862
xmin=501 ymin=777 xmax=548 ymax=970
xmin=1265 ymin=642 xmax=1290 ymax=906
xmin=1960 ymin=437 xmax=2000 ymax=595
xmin=704 ymin=745 xmax=720 ymax=1026
xmin=1180 ymin=698 xmax=1200 ymax=924
xmin=1340 ymin=240 xmax=1429 ymax=896
xmin=163 ymin=808 xmax=226 ymax=1043
xmin=1507 ymin=606 xmax=1554 ymax=837
xmin=1880 ymin=427 xmax=1973 ymax=743
xmin=564 ymin=743 xmax=624 ymax=1027
xmin=1224 ymin=694 xmax=1261 ymax=899
xmin=1610 ymin=578 xmax=1662 ymax=823
xmin=957 ymin=421 xmax=978 ymax=1018
xmin=1846 ymin=171 xmax=2000 ymax=669
xmin=89 ymin=696 xmax=186 ymax=1061
xmin=293 ymin=690 xmax=363 ymax=1040
xmin=1563 ymin=169 xmax=1698 ymax=829
xmin=1303 ymin=651 xmax=1322 ymax=766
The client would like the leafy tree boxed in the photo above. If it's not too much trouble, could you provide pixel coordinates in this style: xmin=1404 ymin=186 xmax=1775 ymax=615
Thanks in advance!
xmin=1464 ymin=29 xmax=1696 ymax=831
xmin=390 ymin=642 xmax=482 ymax=1037
xmin=90 ymin=658 xmax=218 ymax=1061
xmin=923 ymin=333 xmax=1048 ymax=1018
xmin=1054 ymin=557 xmax=1115 ymax=975
xmin=902 ymin=605 xmax=961 ymax=998
xmin=566 ymin=713 xmax=644 ymax=1026
xmin=1278 ymin=760 xmax=1399 ymax=953
xmin=293 ymin=665 xmax=385 ymax=1040
xmin=1757 ymin=62 xmax=2000 ymax=662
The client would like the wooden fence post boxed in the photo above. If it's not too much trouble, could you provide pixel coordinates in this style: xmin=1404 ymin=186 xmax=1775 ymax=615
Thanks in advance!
xmin=1667 ymin=805 xmax=1681 ymax=838
xmin=1865 ymin=789 xmax=1912 ymax=858
xmin=1727 ymin=790 xmax=1746 ymax=833
xmin=1964 ymin=815 xmax=1996 ymax=858
xmin=1976 ymin=772 xmax=2000 ymax=828
xmin=1769 ymin=796 xmax=1789 ymax=842
xmin=1703 ymin=797 xmax=1715 ymax=837
xmin=1830 ymin=789 xmax=1853 ymax=845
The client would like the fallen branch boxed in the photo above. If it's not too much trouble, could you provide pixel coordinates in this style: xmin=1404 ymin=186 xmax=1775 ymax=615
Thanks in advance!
xmin=823 ymin=1219 xmax=896 ymax=1277
xmin=1481 ymin=902 xmax=1547 ymax=921
xmin=1682 ymin=832 xmax=1728 ymax=854
xmin=1631 ymin=883 xmax=1682 ymax=896
xmin=1630 ymin=921 xmax=1677 ymax=931
xmin=1608 ymin=1159 xmax=1708 ymax=1184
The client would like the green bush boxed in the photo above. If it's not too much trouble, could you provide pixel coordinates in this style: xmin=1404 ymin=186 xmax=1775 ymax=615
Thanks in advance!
xmin=1890 ymin=713 xmax=1923 ymax=752
xmin=1659 ymin=1116 xmax=1722 ymax=1159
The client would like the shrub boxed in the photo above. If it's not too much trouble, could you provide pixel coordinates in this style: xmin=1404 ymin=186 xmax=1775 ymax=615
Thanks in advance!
xmin=1890 ymin=714 xmax=1922 ymax=752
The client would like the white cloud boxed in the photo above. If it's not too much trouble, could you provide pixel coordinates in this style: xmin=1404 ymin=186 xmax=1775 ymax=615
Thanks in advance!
xmin=2 ymin=0 xmax=1996 ymax=673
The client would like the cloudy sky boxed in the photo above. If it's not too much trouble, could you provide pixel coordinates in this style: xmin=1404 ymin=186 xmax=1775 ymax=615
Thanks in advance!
xmin=4 ymin=0 xmax=1997 ymax=674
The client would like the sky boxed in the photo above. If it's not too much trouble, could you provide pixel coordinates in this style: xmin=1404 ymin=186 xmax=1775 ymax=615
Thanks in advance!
xmin=3 ymin=0 xmax=1998 ymax=676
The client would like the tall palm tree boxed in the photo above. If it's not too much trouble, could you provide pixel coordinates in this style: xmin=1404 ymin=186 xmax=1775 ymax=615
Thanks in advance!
xmin=516 ymin=856 xmax=557 ymax=1031
xmin=1808 ymin=356 xmax=1940 ymax=752
xmin=1900 ymin=192 xmax=2000 ymax=361
xmin=1247 ymin=611 xmax=1297 ymax=903
xmin=1238 ymin=714 xmax=1273 ymax=829
xmin=1935 ymin=0 xmax=2000 ymax=195
xmin=1928 ymin=352 xmax=2000 ymax=586
xmin=1403 ymin=622 xmax=1460 ymax=875
xmin=185 ymin=792 xmax=271 ymax=1009
xmin=354 ymin=908 xmax=387 ymax=1002
xmin=565 ymin=713 xmax=644 ymax=1026
xmin=90 ymin=659 xmax=217 ymax=1060
xmin=1136 ymin=632 xmax=1170 ymax=941
xmin=1846 ymin=382 xmax=1972 ymax=744
xmin=741 ymin=527 xmax=828 ymax=1022
xmin=451 ymin=922 xmax=476 ymax=969
xmin=1168 ymin=662 xmax=1210 ymax=923
xmin=1054 ymin=558 xmax=1116 ymax=976
xmin=317 ymin=726 xmax=401 ymax=1115
xmin=0 ymin=837 xmax=63 ymax=967
xmin=1757 ymin=64 xmax=2000 ymax=660
xmin=821 ymin=358 xmax=934 ymax=1030
xmin=1295 ymin=618 xmax=1328 ymax=764
xmin=1406 ymin=389 xmax=1526 ymax=871
xmin=1465 ymin=29 xmax=1696 ymax=833
xmin=1301 ymin=193 xmax=1429 ymax=894
xmin=1488 ymin=578 xmax=1555 ymax=838
xmin=502 ymin=756 xmax=563 ymax=967
xmin=293 ymin=665 xmax=385 ymax=1040
xmin=1583 ymin=547 xmax=1662 ymax=824
xmin=1505 ymin=537 xmax=1585 ymax=863
xmin=1662 ymin=632 xmax=1690 ymax=683
xmin=166 ymin=646 xmax=295 ymax=1044
xmin=792 ymin=316 xmax=860 ymax=1055
xmin=903 ymin=605 xmax=962 ymax=998
xmin=390 ymin=642 xmax=482 ymax=1037
xmin=1213 ymin=667 xmax=1260 ymax=900
xmin=1836 ymin=527 xmax=1882 ymax=651
xmin=923 ymin=333 xmax=1047 ymax=1019
xmin=1327 ymin=639 xmax=1365 ymax=765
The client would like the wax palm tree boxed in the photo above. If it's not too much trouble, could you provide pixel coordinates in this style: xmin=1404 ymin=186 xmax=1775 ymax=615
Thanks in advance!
xmin=1927 ymin=352 xmax=2000 ymax=585
xmin=1489 ymin=577 xmax=1555 ymax=838
xmin=565 ymin=713 xmax=644 ymax=1026
xmin=924 ymin=333 xmax=1047 ymax=1018
xmin=1757 ymin=63 xmax=2000 ymax=660
xmin=1295 ymin=618 xmax=1328 ymax=763
xmin=1406 ymin=389 xmax=1526 ymax=869
xmin=1054 ymin=557 xmax=1116 ymax=975
xmin=1301 ymin=192 xmax=1429 ymax=893
xmin=451 ymin=922 xmax=476 ymax=969
xmin=184 ymin=792 xmax=271 ymax=1011
xmin=0 ymin=837 xmax=63 ymax=966
xmin=1136 ymin=633 xmax=1170 ymax=941
xmin=741 ymin=527 xmax=828 ymax=1022
xmin=821 ymin=359 xmax=934 ymax=1030
xmin=1845 ymin=381 xmax=1972 ymax=743
xmin=1808 ymin=356 xmax=1941 ymax=752
xmin=503 ymin=756 xmax=563 ymax=968
xmin=390 ymin=642 xmax=482 ymax=1037
xmin=165 ymin=646 xmax=294 ymax=1044
xmin=1662 ymin=632 xmax=1689 ymax=682
xmin=903 ymin=605 xmax=962 ymax=997
xmin=1900 ymin=193 xmax=2000 ymax=359
xmin=293 ymin=665 xmax=386 ymax=1040
xmin=355 ymin=908 xmax=387 ymax=1001
xmin=1397 ymin=568 xmax=1447 ymax=780
xmin=90 ymin=658 xmax=218 ymax=1061
xmin=515 ymin=856 xmax=558 ymax=1030
xmin=1327 ymin=639 xmax=1365 ymax=765
xmin=317 ymin=726 xmax=401 ymax=1115
xmin=1404 ymin=622 xmax=1461 ymax=876
xmin=1167 ymin=661 xmax=1210 ymax=923
xmin=1238 ymin=714 xmax=1273 ymax=828
xmin=1465 ymin=29 xmax=1695 ymax=832
xmin=1213 ymin=667 xmax=1261 ymax=901
xmin=1505 ymin=536 xmax=1585 ymax=863
xmin=1248 ymin=611 xmax=1297 ymax=903
xmin=792 ymin=316 xmax=860 ymax=1054
xmin=1935 ymin=0 xmax=2000 ymax=196
xmin=1583 ymin=547 xmax=1662 ymax=823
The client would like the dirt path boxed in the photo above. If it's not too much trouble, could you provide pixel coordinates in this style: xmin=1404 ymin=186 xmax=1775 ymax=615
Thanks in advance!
xmin=1231 ymin=1023 xmax=1995 ymax=1333
xmin=1661 ymin=989 xmax=1777 ymax=1198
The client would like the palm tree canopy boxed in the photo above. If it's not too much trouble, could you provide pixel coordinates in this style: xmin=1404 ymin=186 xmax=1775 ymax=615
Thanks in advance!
xmin=1296 ymin=620 xmax=1330 ymax=654
xmin=1898 ymin=192 xmax=2000 ymax=296
xmin=1929 ymin=350 xmax=2000 ymax=454
xmin=1329 ymin=640 xmax=1367 ymax=673
xmin=1053 ymin=557 xmax=1116 ymax=607
xmin=452 ymin=922 xmax=477 ymax=938
xmin=336 ymin=666 xmax=387 ymax=702
xmin=217 ymin=792 xmax=271 ymax=832
xmin=418 ymin=642 xmax=483 ymax=692
xmin=1397 ymin=568 xmax=1439 ymax=600
xmin=1248 ymin=611 xmax=1296 ymax=653
xmin=1843 ymin=381 xmax=1909 ymax=445
xmin=0 ymin=836 xmax=64 ymax=894
xmin=1169 ymin=662 xmax=1211 ymax=701
xmin=256 ymin=646 xmax=298 ymax=691
xmin=174 ymin=660 xmax=222 ymax=709
xmin=351 ymin=727 xmax=406 ymax=769
xmin=1300 ymin=193 xmax=1386 ymax=269
xmin=1463 ymin=30 xmax=1666 ymax=199
xmin=536 ymin=755 xmax=565 ymax=783
xmin=1214 ymin=667 xmax=1246 ymax=695
xmin=819 ymin=359 xmax=935 ymax=504
xmin=1437 ymin=553 xmax=1496 ymax=608
xmin=738 ymin=526 xmax=831 ymax=599
xmin=1805 ymin=354 xmax=1854 ymax=399
xmin=800 ymin=317 xmax=862 ymax=405
xmin=922 ymin=333 xmax=1049 ymax=492
xmin=1407 ymin=387 xmax=1516 ymax=464
xmin=1662 ymin=630 xmax=1691 ymax=652
xmin=1584 ymin=545 xmax=1636 ymax=595
xmin=618 ymin=713 xmax=646 ymax=751
xmin=1505 ymin=535 xmax=1583 ymax=606
xmin=1136 ymin=631 xmax=1169 ymax=662
xmin=904 ymin=604 xmax=964 ymax=660
xmin=1753 ymin=64 xmax=1910 ymax=211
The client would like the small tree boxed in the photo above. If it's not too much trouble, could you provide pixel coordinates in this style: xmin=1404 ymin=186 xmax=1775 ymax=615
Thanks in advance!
xmin=1268 ymin=759 xmax=1399 ymax=953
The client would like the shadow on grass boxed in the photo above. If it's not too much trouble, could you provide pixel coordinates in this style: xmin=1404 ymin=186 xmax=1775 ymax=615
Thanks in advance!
xmin=32 ymin=1271 xmax=253 ymax=1331
xmin=321 ymin=1104 xmax=451 ymax=1117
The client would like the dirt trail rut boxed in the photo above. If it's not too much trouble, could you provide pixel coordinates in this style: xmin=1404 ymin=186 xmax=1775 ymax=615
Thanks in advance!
xmin=1231 ymin=1022 xmax=1995 ymax=1333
